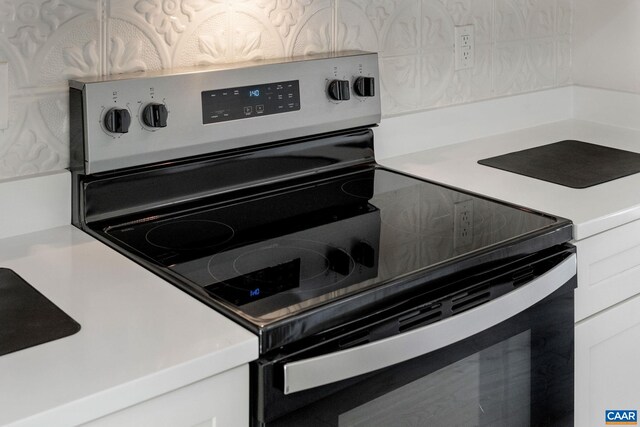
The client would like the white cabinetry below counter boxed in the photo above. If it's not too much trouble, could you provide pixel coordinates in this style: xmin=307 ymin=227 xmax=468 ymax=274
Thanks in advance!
xmin=574 ymin=218 xmax=640 ymax=322
xmin=574 ymin=218 xmax=640 ymax=427
xmin=575 ymin=294 xmax=640 ymax=427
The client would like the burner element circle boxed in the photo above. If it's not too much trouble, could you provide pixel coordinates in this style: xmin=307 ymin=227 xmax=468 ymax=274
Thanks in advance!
xmin=207 ymin=239 xmax=356 ymax=293
xmin=341 ymin=178 xmax=375 ymax=199
xmin=145 ymin=219 xmax=235 ymax=250
xmin=232 ymin=245 xmax=330 ymax=283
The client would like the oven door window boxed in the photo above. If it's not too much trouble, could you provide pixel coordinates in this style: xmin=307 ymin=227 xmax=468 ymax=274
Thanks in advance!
xmin=339 ymin=330 xmax=531 ymax=427
xmin=254 ymin=278 xmax=574 ymax=427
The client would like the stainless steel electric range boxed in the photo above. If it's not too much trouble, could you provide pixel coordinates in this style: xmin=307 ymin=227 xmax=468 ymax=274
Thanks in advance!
xmin=70 ymin=52 xmax=576 ymax=426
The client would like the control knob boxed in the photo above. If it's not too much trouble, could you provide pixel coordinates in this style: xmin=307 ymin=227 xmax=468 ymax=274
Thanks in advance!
xmin=354 ymin=77 xmax=375 ymax=97
xmin=104 ymin=108 xmax=131 ymax=134
xmin=328 ymin=79 xmax=350 ymax=101
xmin=142 ymin=103 xmax=168 ymax=128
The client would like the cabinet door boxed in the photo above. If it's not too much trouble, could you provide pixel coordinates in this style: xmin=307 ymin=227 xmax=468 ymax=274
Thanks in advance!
xmin=574 ymin=219 xmax=640 ymax=321
xmin=575 ymin=293 xmax=640 ymax=427
xmin=82 ymin=364 xmax=248 ymax=427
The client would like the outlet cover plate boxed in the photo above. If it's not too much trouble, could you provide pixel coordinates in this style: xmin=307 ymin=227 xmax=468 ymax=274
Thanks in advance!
xmin=0 ymin=62 xmax=7 ymax=130
xmin=454 ymin=25 xmax=475 ymax=70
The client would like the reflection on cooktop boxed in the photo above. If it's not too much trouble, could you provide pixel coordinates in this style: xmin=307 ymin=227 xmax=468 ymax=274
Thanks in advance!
xmin=145 ymin=220 xmax=235 ymax=250
xmin=206 ymin=257 xmax=302 ymax=306
xmin=203 ymin=236 xmax=363 ymax=307
xmin=341 ymin=178 xmax=375 ymax=199
xmin=175 ymin=210 xmax=378 ymax=318
xmin=101 ymin=168 xmax=558 ymax=322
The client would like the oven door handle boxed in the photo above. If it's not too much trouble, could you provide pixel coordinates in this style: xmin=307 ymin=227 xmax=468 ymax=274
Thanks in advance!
xmin=282 ymin=253 xmax=575 ymax=395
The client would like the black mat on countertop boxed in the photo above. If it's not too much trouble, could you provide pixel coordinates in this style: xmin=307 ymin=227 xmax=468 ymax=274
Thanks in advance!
xmin=0 ymin=268 xmax=80 ymax=356
xmin=478 ymin=140 xmax=640 ymax=188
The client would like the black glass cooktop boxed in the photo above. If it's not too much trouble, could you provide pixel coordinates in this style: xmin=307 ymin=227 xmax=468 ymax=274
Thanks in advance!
xmin=100 ymin=167 xmax=564 ymax=326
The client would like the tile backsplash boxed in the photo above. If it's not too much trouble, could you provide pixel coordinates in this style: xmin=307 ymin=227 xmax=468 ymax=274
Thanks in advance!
xmin=0 ymin=0 xmax=572 ymax=179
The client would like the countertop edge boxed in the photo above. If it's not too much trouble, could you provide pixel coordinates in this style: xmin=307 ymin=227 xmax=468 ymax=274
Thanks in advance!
xmin=9 ymin=338 xmax=258 ymax=427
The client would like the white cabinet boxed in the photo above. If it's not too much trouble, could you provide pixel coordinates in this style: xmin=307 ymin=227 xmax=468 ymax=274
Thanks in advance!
xmin=81 ymin=364 xmax=249 ymax=427
xmin=575 ymin=293 xmax=640 ymax=427
xmin=574 ymin=218 xmax=640 ymax=321
xmin=574 ymin=219 xmax=640 ymax=427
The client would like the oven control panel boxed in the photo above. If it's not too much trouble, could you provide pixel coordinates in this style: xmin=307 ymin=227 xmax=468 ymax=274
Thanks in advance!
xmin=70 ymin=51 xmax=380 ymax=174
xmin=202 ymin=80 xmax=301 ymax=124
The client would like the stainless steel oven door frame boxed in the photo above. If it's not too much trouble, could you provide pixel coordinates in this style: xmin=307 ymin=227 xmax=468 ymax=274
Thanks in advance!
xmin=283 ymin=253 xmax=575 ymax=395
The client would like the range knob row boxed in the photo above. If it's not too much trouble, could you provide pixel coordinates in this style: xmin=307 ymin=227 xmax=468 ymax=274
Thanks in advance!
xmin=104 ymin=103 xmax=168 ymax=134
xmin=328 ymin=76 xmax=375 ymax=101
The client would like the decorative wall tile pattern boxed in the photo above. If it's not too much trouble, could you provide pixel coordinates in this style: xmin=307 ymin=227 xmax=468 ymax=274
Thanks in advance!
xmin=0 ymin=0 xmax=572 ymax=179
xmin=339 ymin=0 xmax=571 ymax=114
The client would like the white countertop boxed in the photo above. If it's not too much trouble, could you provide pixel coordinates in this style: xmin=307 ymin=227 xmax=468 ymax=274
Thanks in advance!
xmin=380 ymin=119 xmax=640 ymax=241
xmin=0 ymin=226 xmax=258 ymax=427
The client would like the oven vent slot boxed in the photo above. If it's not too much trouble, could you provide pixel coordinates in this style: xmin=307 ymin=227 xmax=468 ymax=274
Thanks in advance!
xmin=337 ymin=331 xmax=370 ymax=350
xmin=398 ymin=304 xmax=442 ymax=332
xmin=513 ymin=266 xmax=535 ymax=287
xmin=451 ymin=286 xmax=491 ymax=314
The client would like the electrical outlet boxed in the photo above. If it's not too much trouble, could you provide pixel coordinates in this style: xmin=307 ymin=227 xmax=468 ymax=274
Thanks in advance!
xmin=454 ymin=199 xmax=474 ymax=248
xmin=0 ymin=62 xmax=7 ymax=130
xmin=454 ymin=25 xmax=474 ymax=70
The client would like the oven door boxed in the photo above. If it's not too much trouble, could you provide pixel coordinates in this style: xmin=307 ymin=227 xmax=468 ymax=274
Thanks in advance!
xmin=252 ymin=249 xmax=576 ymax=427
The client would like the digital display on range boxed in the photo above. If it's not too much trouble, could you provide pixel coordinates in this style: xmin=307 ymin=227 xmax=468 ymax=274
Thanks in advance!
xmin=204 ymin=258 xmax=301 ymax=306
xmin=201 ymin=80 xmax=300 ymax=124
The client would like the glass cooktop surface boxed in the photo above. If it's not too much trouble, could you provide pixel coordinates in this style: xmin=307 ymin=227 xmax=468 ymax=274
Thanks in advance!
xmin=102 ymin=167 xmax=562 ymax=324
